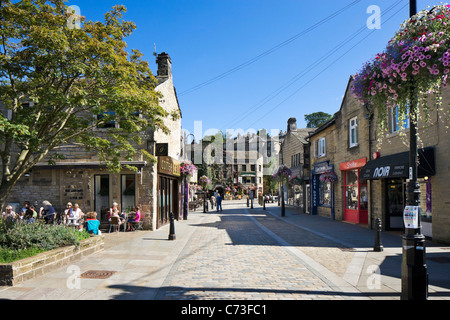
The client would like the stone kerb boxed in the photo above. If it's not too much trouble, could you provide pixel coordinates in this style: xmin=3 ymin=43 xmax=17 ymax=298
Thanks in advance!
xmin=0 ymin=235 xmax=104 ymax=286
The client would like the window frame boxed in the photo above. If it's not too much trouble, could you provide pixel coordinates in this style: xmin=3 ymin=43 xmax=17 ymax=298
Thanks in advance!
xmin=349 ymin=116 xmax=358 ymax=148
xmin=389 ymin=106 xmax=410 ymax=133
xmin=317 ymin=137 xmax=326 ymax=158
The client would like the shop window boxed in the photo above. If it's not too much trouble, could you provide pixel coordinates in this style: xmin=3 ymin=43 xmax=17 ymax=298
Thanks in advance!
xmin=349 ymin=117 xmax=358 ymax=148
xmin=345 ymin=170 xmax=359 ymax=210
xmin=420 ymin=180 xmax=432 ymax=223
xmin=360 ymin=185 xmax=368 ymax=210
xmin=319 ymin=181 xmax=331 ymax=206
xmin=121 ymin=174 xmax=136 ymax=212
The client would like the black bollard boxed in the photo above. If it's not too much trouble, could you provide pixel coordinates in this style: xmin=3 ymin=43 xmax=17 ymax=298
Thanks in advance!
xmin=373 ymin=218 xmax=383 ymax=252
xmin=251 ymin=198 xmax=253 ymax=209
xmin=247 ymin=197 xmax=249 ymax=207
xmin=263 ymin=198 xmax=266 ymax=210
xmin=168 ymin=212 xmax=176 ymax=240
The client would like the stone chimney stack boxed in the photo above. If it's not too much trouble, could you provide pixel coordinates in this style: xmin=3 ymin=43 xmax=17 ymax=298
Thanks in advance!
xmin=156 ymin=52 xmax=172 ymax=84
xmin=287 ymin=118 xmax=297 ymax=132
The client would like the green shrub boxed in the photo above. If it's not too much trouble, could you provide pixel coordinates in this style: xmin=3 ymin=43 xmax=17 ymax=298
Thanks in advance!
xmin=0 ymin=219 xmax=91 ymax=263
xmin=0 ymin=247 xmax=47 ymax=263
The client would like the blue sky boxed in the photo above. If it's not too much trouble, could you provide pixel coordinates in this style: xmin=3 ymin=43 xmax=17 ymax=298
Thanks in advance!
xmin=67 ymin=0 xmax=443 ymax=139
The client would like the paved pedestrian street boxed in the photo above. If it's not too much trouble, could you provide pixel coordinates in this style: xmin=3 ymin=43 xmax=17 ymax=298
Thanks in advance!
xmin=1 ymin=200 xmax=449 ymax=302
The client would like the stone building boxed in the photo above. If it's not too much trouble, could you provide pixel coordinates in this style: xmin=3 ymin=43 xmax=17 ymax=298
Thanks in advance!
xmin=361 ymin=84 xmax=449 ymax=243
xmin=3 ymin=52 xmax=183 ymax=231
xmin=333 ymin=78 xmax=372 ymax=225
xmin=311 ymin=76 xmax=449 ymax=243
xmin=279 ymin=118 xmax=315 ymax=213
xmin=188 ymin=130 xmax=276 ymax=196
xmin=309 ymin=117 xmax=337 ymax=219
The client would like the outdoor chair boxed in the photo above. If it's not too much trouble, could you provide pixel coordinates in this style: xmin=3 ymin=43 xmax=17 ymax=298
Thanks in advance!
xmin=128 ymin=220 xmax=144 ymax=231
xmin=108 ymin=216 xmax=121 ymax=233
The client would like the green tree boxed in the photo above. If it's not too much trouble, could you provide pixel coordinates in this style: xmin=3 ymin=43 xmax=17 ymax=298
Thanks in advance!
xmin=304 ymin=112 xmax=332 ymax=128
xmin=0 ymin=1 xmax=169 ymax=209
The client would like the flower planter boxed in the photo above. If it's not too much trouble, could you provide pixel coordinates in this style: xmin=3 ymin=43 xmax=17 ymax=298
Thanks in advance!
xmin=0 ymin=236 xmax=104 ymax=286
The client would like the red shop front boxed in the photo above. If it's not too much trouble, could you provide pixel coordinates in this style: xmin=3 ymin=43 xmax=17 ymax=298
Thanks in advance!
xmin=340 ymin=158 xmax=368 ymax=224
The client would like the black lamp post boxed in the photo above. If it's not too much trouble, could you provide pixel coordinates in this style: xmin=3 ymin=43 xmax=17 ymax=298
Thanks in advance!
xmin=401 ymin=0 xmax=428 ymax=300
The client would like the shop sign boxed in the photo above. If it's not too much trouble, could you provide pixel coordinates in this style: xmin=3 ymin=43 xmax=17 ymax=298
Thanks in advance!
xmin=340 ymin=158 xmax=367 ymax=171
xmin=158 ymin=156 xmax=181 ymax=177
xmin=314 ymin=161 xmax=333 ymax=175
xmin=155 ymin=143 xmax=169 ymax=156
xmin=403 ymin=206 xmax=419 ymax=229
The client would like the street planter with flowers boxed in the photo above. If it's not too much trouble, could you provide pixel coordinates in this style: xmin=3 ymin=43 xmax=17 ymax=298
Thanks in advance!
xmin=351 ymin=4 xmax=450 ymax=138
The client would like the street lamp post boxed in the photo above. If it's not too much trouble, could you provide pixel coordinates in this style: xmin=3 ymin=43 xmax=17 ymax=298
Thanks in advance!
xmin=401 ymin=0 xmax=428 ymax=301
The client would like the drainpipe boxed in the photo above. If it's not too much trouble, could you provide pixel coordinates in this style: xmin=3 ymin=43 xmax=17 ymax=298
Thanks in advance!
xmin=365 ymin=102 xmax=374 ymax=230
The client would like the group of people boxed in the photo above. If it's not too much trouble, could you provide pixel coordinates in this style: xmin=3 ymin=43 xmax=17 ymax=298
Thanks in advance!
xmin=62 ymin=202 xmax=102 ymax=235
xmin=1 ymin=200 xmax=101 ymax=235
xmin=1 ymin=201 xmax=54 ymax=224
xmin=108 ymin=202 xmax=141 ymax=232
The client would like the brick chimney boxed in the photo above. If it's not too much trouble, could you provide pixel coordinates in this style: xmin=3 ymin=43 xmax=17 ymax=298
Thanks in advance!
xmin=287 ymin=118 xmax=297 ymax=132
xmin=156 ymin=52 xmax=172 ymax=84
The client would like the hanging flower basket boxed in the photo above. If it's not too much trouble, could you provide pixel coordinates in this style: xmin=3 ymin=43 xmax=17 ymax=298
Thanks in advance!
xmin=189 ymin=184 xmax=201 ymax=192
xmin=272 ymin=165 xmax=292 ymax=182
xmin=199 ymin=175 xmax=210 ymax=190
xmin=180 ymin=161 xmax=196 ymax=177
xmin=319 ymin=171 xmax=338 ymax=183
xmin=289 ymin=175 xmax=304 ymax=185
xmin=351 ymin=4 xmax=450 ymax=128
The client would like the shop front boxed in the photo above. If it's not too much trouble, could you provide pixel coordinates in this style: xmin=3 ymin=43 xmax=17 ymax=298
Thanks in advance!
xmin=360 ymin=147 xmax=435 ymax=233
xmin=157 ymin=156 xmax=181 ymax=228
xmin=311 ymin=161 xmax=335 ymax=219
xmin=340 ymin=158 xmax=368 ymax=224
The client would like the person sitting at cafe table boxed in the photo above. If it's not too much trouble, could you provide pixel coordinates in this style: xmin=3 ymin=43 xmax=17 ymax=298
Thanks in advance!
xmin=69 ymin=203 xmax=84 ymax=230
xmin=85 ymin=211 xmax=101 ymax=235
xmin=2 ymin=205 xmax=17 ymax=220
xmin=110 ymin=204 xmax=125 ymax=227
xmin=24 ymin=206 xmax=38 ymax=223
xmin=40 ymin=200 xmax=56 ymax=224
xmin=126 ymin=206 xmax=141 ymax=231
xmin=63 ymin=202 xmax=73 ymax=225
xmin=21 ymin=201 xmax=30 ymax=215
xmin=109 ymin=202 xmax=119 ymax=221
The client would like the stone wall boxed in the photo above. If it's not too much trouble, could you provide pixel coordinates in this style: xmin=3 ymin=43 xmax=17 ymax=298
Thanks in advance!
xmin=0 ymin=235 xmax=104 ymax=286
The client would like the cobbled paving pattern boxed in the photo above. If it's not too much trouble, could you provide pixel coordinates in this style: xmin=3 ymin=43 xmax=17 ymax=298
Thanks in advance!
xmin=158 ymin=211 xmax=349 ymax=300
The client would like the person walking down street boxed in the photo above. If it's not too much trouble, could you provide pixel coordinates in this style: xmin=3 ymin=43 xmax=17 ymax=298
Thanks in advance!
xmin=216 ymin=193 xmax=223 ymax=212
